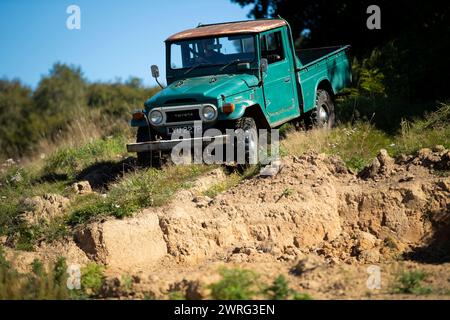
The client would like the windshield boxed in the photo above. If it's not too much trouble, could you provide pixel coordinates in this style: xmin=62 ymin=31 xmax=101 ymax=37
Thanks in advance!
xmin=169 ymin=35 xmax=255 ymax=70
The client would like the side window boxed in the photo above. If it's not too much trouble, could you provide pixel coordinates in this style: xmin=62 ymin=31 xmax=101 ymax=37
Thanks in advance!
xmin=261 ymin=31 xmax=284 ymax=64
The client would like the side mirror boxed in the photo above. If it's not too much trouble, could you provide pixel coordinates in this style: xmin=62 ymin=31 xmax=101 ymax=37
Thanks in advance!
xmin=150 ymin=65 xmax=164 ymax=89
xmin=151 ymin=65 xmax=160 ymax=78
xmin=260 ymin=58 xmax=268 ymax=73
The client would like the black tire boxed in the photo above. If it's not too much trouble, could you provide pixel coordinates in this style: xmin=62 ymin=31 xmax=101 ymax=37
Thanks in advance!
xmin=309 ymin=89 xmax=335 ymax=129
xmin=234 ymin=117 xmax=258 ymax=166
xmin=136 ymin=126 xmax=161 ymax=167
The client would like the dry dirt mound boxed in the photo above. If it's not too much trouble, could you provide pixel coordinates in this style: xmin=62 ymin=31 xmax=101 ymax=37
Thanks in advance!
xmin=13 ymin=148 xmax=450 ymax=298
xmin=73 ymin=148 xmax=449 ymax=272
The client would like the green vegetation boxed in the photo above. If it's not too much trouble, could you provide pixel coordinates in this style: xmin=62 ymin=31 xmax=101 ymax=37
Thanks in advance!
xmin=391 ymin=270 xmax=433 ymax=295
xmin=0 ymin=63 xmax=158 ymax=160
xmin=43 ymin=135 xmax=127 ymax=179
xmin=68 ymin=164 xmax=211 ymax=225
xmin=203 ymin=173 xmax=242 ymax=198
xmin=0 ymin=127 xmax=216 ymax=249
xmin=283 ymin=102 xmax=450 ymax=171
xmin=0 ymin=248 xmax=107 ymax=299
xmin=209 ymin=268 xmax=261 ymax=300
xmin=80 ymin=263 xmax=105 ymax=297
xmin=209 ymin=268 xmax=311 ymax=300
xmin=263 ymin=275 xmax=312 ymax=300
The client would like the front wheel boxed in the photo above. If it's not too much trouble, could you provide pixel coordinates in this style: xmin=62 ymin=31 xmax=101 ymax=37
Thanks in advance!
xmin=309 ymin=89 xmax=335 ymax=129
xmin=136 ymin=126 xmax=161 ymax=167
xmin=234 ymin=117 xmax=258 ymax=166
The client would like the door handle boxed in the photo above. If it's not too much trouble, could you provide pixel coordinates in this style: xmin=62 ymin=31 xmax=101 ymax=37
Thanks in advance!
xmin=284 ymin=77 xmax=291 ymax=83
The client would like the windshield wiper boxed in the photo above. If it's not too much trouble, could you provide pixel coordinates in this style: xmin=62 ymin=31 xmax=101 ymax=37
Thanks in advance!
xmin=184 ymin=63 xmax=213 ymax=75
xmin=219 ymin=59 xmax=242 ymax=71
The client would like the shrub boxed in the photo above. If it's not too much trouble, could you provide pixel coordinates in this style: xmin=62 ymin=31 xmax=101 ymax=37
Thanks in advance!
xmin=209 ymin=268 xmax=260 ymax=300
xmin=0 ymin=253 xmax=71 ymax=300
xmin=80 ymin=263 xmax=105 ymax=297
xmin=263 ymin=275 xmax=312 ymax=300
xmin=392 ymin=270 xmax=433 ymax=295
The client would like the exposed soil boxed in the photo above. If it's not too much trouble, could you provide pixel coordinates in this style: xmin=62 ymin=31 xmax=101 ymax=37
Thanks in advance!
xmin=5 ymin=147 xmax=450 ymax=299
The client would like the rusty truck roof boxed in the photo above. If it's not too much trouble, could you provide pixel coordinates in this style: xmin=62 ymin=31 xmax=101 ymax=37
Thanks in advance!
xmin=166 ymin=19 xmax=287 ymax=41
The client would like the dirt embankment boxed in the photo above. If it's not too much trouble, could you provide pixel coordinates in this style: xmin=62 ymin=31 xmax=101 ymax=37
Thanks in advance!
xmin=5 ymin=147 xmax=450 ymax=299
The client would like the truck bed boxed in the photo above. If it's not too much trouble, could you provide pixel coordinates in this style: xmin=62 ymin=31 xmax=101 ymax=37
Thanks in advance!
xmin=296 ymin=46 xmax=348 ymax=67
xmin=295 ymin=45 xmax=351 ymax=113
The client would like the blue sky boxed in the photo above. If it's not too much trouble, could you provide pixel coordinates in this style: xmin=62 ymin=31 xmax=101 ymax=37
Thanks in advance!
xmin=0 ymin=0 xmax=251 ymax=88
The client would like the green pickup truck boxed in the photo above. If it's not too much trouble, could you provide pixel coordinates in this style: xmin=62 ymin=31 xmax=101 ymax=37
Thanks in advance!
xmin=127 ymin=18 xmax=351 ymax=165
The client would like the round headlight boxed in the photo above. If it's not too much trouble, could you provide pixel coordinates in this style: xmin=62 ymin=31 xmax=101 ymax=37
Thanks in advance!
xmin=202 ymin=105 xmax=216 ymax=121
xmin=149 ymin=110 xmax=163 ymax=125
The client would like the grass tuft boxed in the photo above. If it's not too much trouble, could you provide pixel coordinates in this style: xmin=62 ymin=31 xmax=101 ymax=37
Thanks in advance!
xmin=391 ymin=270 xmax=433 ymax=295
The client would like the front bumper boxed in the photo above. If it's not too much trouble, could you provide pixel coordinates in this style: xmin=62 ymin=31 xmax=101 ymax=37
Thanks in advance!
xmin=126 ymin=134 xmax=231 ymax=153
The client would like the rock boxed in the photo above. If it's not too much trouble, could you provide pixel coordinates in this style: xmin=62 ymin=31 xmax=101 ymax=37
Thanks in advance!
xmin=192 ymin=196 xmax=212 ymax=208
xmin=377 ymin=149 xmax=394 ymax=175
xmin=355 ymin=231 xmax=378 ymax=252
xmin=359 ymin=157 xmax=380 ymax=179
xmin=74 ymin=212 xmax=167 ymax=269
xmin=72 ymin=181 xmax=93 ymax=194
xmin=399 ymin=175 xmax=414 ymax=182
xmin=326 ymin=156 xmax=349 ymax=174
xmin=21 ymin=194 xmax=70 ymax=224
xmin=377 ymin=149 xmax=393 ymax=167
xmin=300 ymin=280 xmax=321 ymax=290
xmin=358 ymin=249 xmax=380 ymax=263
xmin=417 ymin=148 xmax=432 ymax=158
xmin=101 ymin=277 xmax=122 ymax=298
xmin=169 ymin=279 xmax=205 ymax=300
xmin=396 ymin=154 xmax=410 ymax=164
xmin=259 ymin=159 xmax=283 ymax=177
xmin=291 ymin=254 xmax=325 ymax=275
xmin=433 ymin=145 xmax=446 ymax=153
xmin=359 ymin=149 xmax=394 ymax=179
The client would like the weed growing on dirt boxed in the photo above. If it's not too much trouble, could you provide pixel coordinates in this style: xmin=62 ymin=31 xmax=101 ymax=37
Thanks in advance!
xmin=391 ymin=270 xmax=433 ymax=295
xmin=209 ymin=268 xmax=261 ymax=300
xmin=167 ymin=290 xmax=186 ymax=300
xmin=43 ymin=135 xmax=127 ymax=179
xmin=0 ymin=253 xmax=71 ymax=299
xmin=208 ymin=269 xmax=312 ymax=300
xmin=80 ymin=263 xmax=105 ymax=297
xmin=68 ymin=164 xmax=212 ymax=225
xmin=283 ymin=103 xmax=450 ymax=171
xmin=263 ymin=275 xmax=311 ymax=300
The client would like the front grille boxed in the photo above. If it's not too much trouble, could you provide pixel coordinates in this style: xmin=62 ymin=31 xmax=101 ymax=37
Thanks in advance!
xmin=166 ymin=110 xmax=201 ymax=123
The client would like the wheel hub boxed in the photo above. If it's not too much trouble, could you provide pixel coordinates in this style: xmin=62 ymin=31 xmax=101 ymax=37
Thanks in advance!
xmin=318 ymin=105 xmax=329 ymax=124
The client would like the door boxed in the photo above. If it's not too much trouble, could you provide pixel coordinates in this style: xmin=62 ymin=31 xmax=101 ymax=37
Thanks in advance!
xmin=260 ymin=29 xmax=296 ymax=124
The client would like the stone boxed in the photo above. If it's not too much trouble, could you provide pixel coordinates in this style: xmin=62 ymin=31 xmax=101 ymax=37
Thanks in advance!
xmin=433 ymin=145 xmax=446 ymax=153
xmin=358 ymin=249 xmax=380 ymax=263
xmin=291 ymin=254 xmax=325 ymax=275
xmin=72 ymin=181 xmax=93 ymax=194
xmin=21 ymin=194 xmax=70 ymax=224
xmin=355 ymin=231 xmax=378 ymax=252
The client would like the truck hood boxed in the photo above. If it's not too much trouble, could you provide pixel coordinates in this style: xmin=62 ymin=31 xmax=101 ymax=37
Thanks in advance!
xmin=145 ymin=74 xmax=258 ymax=108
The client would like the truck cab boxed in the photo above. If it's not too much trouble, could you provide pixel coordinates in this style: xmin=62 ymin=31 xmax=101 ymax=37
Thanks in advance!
xmin=127 ymin=18 xmax=351 ymax=165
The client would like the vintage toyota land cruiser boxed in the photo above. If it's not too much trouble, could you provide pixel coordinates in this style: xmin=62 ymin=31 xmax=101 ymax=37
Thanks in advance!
xmin=127 ymin=18 xmax=351 ymax=165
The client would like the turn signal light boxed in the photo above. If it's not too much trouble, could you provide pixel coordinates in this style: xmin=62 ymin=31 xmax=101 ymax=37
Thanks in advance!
xmin=222 ymin=103 xmax=235 ymax=114
xmin=132 ymin=111 xmax=145 ymax=121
